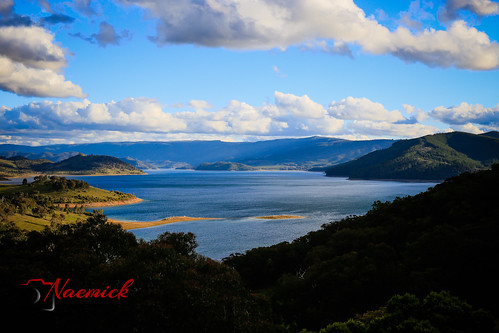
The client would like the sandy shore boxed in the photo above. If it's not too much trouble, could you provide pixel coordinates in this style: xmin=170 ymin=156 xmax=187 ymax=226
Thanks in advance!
xmin=109 ymin=214 xmax=304 ymax=230
xmin=253 ymin=215 xmax=304 ymax=219
xmin=109 ymin=216 xmax=217 ymax=230
xmin=57 ymin=197 xmax=143 ymax=208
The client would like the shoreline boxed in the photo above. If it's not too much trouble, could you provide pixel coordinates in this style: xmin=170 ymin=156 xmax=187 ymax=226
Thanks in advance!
xmin=110 ymin=214 xmax=305 ymax=230
xmin=57 ymin=197 xmax=144 ymax=208
xmin=0 ymin=172 xmax=146 ymax=180
xmin=108 ymin=216 xmax=217 ymax=230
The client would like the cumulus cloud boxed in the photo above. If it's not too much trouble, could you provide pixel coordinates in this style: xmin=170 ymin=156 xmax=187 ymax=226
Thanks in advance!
xmin=429 ymin=102 xmax=499 ymax=126
xmin=1 ymin=92 xmax=449 ymax=144
xmin=118 ymin=0 xmax=499 ymax=70
xmin=328 ymin=97 xmax=405 ymax=122
xmin=275 ymin=91 xmax=326 ymax=119
xmin=451 ymin=122 xmax=485 ymax=134
xmin=0 ymin=56 xmax=85 ymax=97
xmin=0 ymin=25 xmax=66 ymax=69
xmin=439 ymin=0 xmax=499 ymax=22
xmin=348 ymin=120 xmax=440 ymax=138
xmin=0 ymin=25 xmax=85 ymax=97
xmin=403 ymin=104 xmax=429 ymax=123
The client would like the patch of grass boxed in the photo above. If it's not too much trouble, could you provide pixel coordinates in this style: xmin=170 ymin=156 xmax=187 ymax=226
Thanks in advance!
xmin=8 ymin=212 xmax=89 ymax=232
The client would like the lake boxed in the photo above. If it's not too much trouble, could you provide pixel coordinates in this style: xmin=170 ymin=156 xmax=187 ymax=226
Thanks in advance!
xmin=73 ymin=170 xmax=437 ymax=260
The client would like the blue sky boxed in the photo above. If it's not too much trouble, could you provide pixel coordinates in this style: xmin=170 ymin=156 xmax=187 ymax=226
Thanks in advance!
xmin=0 ymin=0 xmax=498 ymax=145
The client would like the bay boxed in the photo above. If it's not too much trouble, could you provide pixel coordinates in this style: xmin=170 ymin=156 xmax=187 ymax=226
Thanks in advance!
xmin=72 ymin=170 xmax=437 ymax=260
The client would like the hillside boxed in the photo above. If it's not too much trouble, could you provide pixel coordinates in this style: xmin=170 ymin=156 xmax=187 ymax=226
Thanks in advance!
xmin=0 ymin=154 xmax=145 ymax=177
xmin=325 ymin=131 xmax=499 ymax=180
xmin=38 ymin=154 xmax=145 ymax=175
xmin=225 ymin=164 xmax=499 ymax=331
xmin=0 ymin=156 xmax=54 ymax=176
xmin=0 ymin=137 xmax=395 ymax=170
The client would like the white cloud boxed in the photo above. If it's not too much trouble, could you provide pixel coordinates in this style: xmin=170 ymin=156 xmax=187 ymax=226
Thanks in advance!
xmin=0 ymin=93 xmax=342 ymax=138
xmin=328 ymin=97 xmax=406 ymax=122
xmin=0 ymin=25 xmax=66 ymax=70
xmin=403 ymin=104 xmax=429 ymax=122
xmin=439 ymin=0 xmax=499 ymax=22
xmin=275 ymin=91 xmax=326 ymax=119
xmin=429 ymin=102 xmax=499 ymax=126
xmin=5 ymin=92 xmax=478 ymax=144
xmin=0 ymin=25 xmax=85 ymax=97
xmin=348 ymin=120 xmax=440 ymax=138
xmin=188 ymin=100 xmax=212 ymax=110
xmin=452 ymin=122 xmax=485 ymax=134
xmin=0 ymin=56 xmax=86 ymax=98
xmin=118 ymin=0 xmax=499 ymax=70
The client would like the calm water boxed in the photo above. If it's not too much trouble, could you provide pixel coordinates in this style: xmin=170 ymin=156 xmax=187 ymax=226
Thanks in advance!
xmin=72 ymin=170 xmax=436 ymax=260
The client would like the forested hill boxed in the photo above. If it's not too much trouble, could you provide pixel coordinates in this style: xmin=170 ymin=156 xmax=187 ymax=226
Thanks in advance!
xmin=0 ymin=154 xmax=144 ymax=176
xmin=0 ymin=155 xmax=52 ymax=176
xmin=224 ymin=164 xmax=499 ymax=331
xmin=325 ymin=131 xmax=499 ymax=180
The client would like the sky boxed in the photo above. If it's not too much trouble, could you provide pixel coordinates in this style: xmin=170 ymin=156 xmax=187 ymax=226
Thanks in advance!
xmin=0 ymin=0 xmax=498 ymax=146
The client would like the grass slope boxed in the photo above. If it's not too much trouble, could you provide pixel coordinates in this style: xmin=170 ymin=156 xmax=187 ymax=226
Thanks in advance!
xmin=0 ymin=176 xmax=139 ymax=231
xmin=325 ymin=131 xmax=499 ymax=180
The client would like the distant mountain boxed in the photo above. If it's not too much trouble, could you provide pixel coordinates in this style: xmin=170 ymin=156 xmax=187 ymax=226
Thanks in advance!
xmin=195 ymin=161 xmax=256 ymax=171
xmin=0 ymin=154 xmax=144 ymax=177
xmin=325 ymin=131 xmax=499 ymax=180
xmin=0 ymin=150 xmax=79 ymax=162
xmin=0 ymin=137 xmax=395 ymax=170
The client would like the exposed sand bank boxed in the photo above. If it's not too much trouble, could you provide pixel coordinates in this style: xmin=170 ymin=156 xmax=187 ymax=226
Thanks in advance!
xmin=109 ymin=214 xmax=305 ymax=230
xmin=253 ymin=215 xmax=304 ymax=219
xmin=109 ymin=216 xmax=216 ymax=230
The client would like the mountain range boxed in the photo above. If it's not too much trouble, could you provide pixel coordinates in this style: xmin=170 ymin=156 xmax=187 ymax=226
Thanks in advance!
xmin=1 ymin=132 xmax=498 ymax=179
xmin=0 ymin=137 xmax=394 ymax=170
